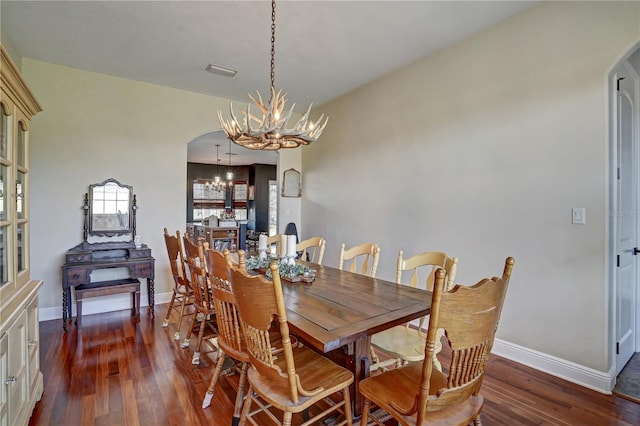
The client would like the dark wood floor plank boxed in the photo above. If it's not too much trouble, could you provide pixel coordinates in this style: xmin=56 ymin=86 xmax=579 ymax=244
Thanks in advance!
xmin=28 ymin=304 xmax=640 ymax=425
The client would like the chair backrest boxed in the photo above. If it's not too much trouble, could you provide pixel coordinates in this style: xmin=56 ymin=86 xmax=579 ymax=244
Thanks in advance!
xmin=184 ymin=236 xmax=213 ymax=311
xmin=229 ymin=262 xmax=302 ymax=404
xmin=266 ymin=233 xmax=283 ymax=255
xmin=183 ymin=233 xmax=201 ymax=261
xmin=411 ymin=257 xmax=514 ymax=424
xmin=284 ymin=222 xmax=299 ymax=243
xmin=396 ymin=250 xmax=458 ymax=291
xmin=396 ymin=250 xmax=458 ymax=333
xmin=296 ymin=237 xmax=326 ymax=265
xmin=163 ymin=227 xmax=188 ymax=289
xmin=338 ymin=242 xmax=381 ymax=278
xmin=205 ymin=249 xmax=247 ymax=361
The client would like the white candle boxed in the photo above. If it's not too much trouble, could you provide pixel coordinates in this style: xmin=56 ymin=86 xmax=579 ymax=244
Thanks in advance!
xmin=258 ymin=234 xmax=267 ymax=250
xmin=287 ymin=235 xmax=297 ymax=257
xmin=280 ymin=234 xmax=288 ymax=257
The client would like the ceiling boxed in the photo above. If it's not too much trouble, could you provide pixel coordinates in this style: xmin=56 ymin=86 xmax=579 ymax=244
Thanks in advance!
xmin=1 ymin=0 xmax=536 ymax=166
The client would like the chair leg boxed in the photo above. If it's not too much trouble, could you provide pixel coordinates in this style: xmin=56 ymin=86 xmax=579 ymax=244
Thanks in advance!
xmin=192 ymin=314 xmax=208 ymax=365
xmin=163 ymin=291 xmax=177 ymax=327
xmin=342 ymin=386 xmax=353 ymax=425
xmin=370 ymin=345 xmax=380 ymax=364
xmin=473 ymin=415 xmax=483 ymax=425
xmin=239 ymin=388 xmax=254 ymax=426
xmin=282 ymin=412 xmax=293 ymax=426
xmin=361 ymin=399 xmax=371 ymax=426
xmin=182 ymin=312 xmax=197 ymax=348
xmin=175 ymin=295 xmax=187 ymax=340
xmin=232 ymin=362 xmax=249 ymax=425
xmin=202 ymin=353 xmax=227 ymax=408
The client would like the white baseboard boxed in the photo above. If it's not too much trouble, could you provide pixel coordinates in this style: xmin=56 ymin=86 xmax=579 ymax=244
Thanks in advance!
xmin=39 ymin=291 xmax=173 ymax=322
xmin=492 ymin=338 xmax=615 ymax=394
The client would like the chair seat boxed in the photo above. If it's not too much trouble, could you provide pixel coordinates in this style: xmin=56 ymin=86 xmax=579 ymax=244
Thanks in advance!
xmin=246 ymin=345 xmax=353 ymax=413
xmin=359 ymin=362 xmax=483 ymax=426
xmin=175 ymin=284 xmax=190 ymax=295
xmin=371 ymin=326 xmax=425 ymax=362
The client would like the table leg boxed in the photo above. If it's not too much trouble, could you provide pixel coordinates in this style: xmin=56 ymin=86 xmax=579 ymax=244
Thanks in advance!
xmin=349 ymin=336 xmax=372 ymax=418
xmin=134 ymin=288 xmax=140 ymax=318
xmin=67 ymin=288 xmax=73 ymax=321
xmin=147 ymin=278 xmax=155 ymax=316
xmin=62 ymin=288 xmax=68 ymax=331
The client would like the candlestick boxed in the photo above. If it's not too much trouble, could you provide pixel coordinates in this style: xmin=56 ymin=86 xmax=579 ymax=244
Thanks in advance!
xmin=258 ymin=234 xmax=267 ymax=250
xmin=280 ymin=234 xmax=288 ymax=257
xmin=286 ymin=235 xmax=297 ymax=257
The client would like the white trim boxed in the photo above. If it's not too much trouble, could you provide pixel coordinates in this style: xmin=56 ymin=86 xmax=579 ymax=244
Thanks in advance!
xmin=492 ymin=338 xmax=614 ymax=394
xmin=38 ymin=291 xmax=173 ymax=322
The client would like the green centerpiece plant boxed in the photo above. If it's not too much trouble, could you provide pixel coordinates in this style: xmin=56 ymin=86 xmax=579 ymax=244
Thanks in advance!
xmin=245 ymin=255 xmax=315 ymax=281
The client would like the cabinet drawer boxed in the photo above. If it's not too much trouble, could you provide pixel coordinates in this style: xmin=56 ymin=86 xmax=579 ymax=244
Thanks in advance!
xmin=134 ymin=262 xmax=153 ymax=277
xmin=65 ymin=268 xmax=88 ymax=285
xmin=65 ymin=253 xmax=92 ymax=263
xmin=211 ymin=230 xmax=236 ymax=238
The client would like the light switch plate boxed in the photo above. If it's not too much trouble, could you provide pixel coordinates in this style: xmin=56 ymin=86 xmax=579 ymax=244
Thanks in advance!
xmin=572 ymin=207 xmax=586 ymax=224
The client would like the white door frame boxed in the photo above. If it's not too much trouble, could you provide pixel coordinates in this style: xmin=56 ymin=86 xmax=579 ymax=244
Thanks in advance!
xmin=608 ymin=42 xmax=640 ymax=385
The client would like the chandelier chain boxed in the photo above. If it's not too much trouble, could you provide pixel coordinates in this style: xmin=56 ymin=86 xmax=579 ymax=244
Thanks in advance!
xmin=217 ymin=0 xmax=328 ymax=150
xmin=270 ymin=0 xmax=276 ymax=93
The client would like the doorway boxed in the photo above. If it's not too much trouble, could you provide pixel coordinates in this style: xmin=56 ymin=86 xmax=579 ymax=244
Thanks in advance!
xmin=611 ymin=45 xmax=640 ymax=384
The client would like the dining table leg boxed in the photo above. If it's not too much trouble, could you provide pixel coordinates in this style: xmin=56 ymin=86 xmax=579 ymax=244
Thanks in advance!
xmin=346 ymin=336 xmax=372 ymax=418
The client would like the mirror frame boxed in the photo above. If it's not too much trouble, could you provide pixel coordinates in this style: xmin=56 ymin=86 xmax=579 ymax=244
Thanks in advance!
xmin=86 ymin=178 xmax=134 ymax=237
xmin=281 ymin=168 xmax=301 ymax=198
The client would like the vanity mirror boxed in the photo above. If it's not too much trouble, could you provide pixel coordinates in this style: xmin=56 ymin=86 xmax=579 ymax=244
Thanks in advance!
xmin=62 ymin=178 xmax=154 ymax=331
xmin=83 ymin=178 xmax=137 ymax=241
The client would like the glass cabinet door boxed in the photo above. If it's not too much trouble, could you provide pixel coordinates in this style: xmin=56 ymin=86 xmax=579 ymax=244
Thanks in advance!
xmin=0 ymin=104 xmax=10 ymax=288
xmin=0 ymin=100 xmax=35 ymax=293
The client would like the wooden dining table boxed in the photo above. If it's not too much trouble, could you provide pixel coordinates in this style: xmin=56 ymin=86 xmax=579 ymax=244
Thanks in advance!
xmin=279 ymin=262 xmax=432 ymax=418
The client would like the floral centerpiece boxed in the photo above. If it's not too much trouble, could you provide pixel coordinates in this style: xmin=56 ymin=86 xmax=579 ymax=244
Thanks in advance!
xmin=245 ymin=254 xmax=316 ymax=282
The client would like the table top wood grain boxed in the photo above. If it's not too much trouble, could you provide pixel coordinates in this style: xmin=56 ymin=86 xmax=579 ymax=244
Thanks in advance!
xmin=281 ymin=263 xmax=431 ymax=353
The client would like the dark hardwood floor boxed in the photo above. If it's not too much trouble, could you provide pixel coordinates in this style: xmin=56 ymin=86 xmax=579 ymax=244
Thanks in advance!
xmin=29 ymin=305 xmax=640 ymax=425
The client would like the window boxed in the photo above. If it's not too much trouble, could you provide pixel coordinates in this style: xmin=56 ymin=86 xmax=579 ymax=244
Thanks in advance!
xmin=268 ymin=180 xmax=277 ymax=236
xmin=193 ymin=179 xmax=227 ymax=223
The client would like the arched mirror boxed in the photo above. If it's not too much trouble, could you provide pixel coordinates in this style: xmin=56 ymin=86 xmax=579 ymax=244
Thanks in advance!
xmin=281 ymin=168 xmax=301 ymax=198
xmin=85 ymin=178 xmax=135 ymax=238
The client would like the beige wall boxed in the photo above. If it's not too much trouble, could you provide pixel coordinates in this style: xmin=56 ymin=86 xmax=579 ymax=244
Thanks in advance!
xmin=23 ymin=60 xmax=242 ymax=317
xmin=302 ymin=0 xmax=639 ymax=374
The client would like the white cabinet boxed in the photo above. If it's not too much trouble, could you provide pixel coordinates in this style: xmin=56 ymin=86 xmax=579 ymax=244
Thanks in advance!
xmin=6 ymin=310 xmax=27 ymax=424
xmin=1 ymin=332 xmax=8 ymax=426
xmin=0 ymin=44 xmax=43 ymax=426
xmin=0 ymin=282 xmax=41 ymax=426
xmin=26 ymin=298 xmax=39 ymax=400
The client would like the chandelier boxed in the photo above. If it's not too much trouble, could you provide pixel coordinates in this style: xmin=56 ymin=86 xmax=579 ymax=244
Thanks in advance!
xmin=217 ymin=0 xmax=328 ymax=150
xmin=210 ymin=144 xmax=226 ymax=191
xmin=225 ymin=139 xmax=234 ymax=185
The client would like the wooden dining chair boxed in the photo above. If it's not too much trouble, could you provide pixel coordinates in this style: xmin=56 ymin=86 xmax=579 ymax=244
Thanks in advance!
xmin=338 ymin=242 xmax=380 ymax=278
xmin=264 ymin=233 xmax=281 ymax=255
xmin=360 ymin=257 xmax=515 ymax=426
xmin=371 ymin=250 xmax=458 ymax=372
xmin=201 ymin=249 xmax=249 ymax=425
xmin=182 ymin=235 xmax=218 ymax=365
xmin=162 ymin=228 xmax=194 ymax=340
xmin=230 ymin=262 xmax=354 ymax=426
xmin=296 ymin=236 xmax=326 ymax=265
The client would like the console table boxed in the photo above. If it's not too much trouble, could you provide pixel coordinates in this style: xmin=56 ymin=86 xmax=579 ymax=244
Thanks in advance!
xmin=61 ymin=241 xmax=155 ymax=331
